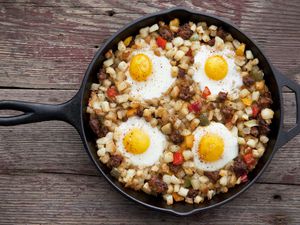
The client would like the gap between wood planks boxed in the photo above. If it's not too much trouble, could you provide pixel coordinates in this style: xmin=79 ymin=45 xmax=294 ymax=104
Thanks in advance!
xmin=0 ymin=169 xmax=299 ymax=187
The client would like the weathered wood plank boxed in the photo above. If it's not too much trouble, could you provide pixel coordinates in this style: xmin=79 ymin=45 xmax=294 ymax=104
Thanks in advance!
xmin=0 ymin=89 xmax=299 ymax=184
xmin=0 ymin=1 xmax=299 ymax=223
xmin=0 ymin=173 xmax=299 ymax=225
xmin=0 ymin=0 xmax=300 ymax=89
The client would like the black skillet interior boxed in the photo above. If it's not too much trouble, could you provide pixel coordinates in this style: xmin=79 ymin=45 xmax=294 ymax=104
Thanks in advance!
xmin=80 ymin=7 xmax=282 ymax=215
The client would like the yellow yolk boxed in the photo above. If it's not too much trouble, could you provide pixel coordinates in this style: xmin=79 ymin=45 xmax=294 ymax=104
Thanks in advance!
xmin=129 ymin=54 xmax=153 ymax=81
xmin=198 ymin=134 xmax=224 ymax=162
xmin=123 ymin=128 xmax=150 ymax=154
xmin=204 ymin=55 xmax=228 ymax=80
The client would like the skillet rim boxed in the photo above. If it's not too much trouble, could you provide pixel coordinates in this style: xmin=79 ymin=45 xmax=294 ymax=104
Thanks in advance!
xmin=78 ymin=6 xmax=283 ymax=216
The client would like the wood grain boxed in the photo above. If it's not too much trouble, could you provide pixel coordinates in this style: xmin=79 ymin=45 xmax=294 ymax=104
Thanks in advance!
xmin=0 ymin=0 xmax=300 ymax=224
xmin=0 ymin=89 xmax=299 ymax=185
xmin=0 ymin=173 xmax=299 ymax=225
xmin=0 ymin=0 xmax=300 ymax=89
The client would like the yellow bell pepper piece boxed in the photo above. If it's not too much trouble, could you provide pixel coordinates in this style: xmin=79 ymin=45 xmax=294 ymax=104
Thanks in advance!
xmin=169 ymin=18 xmax=179 ymax=27
xmin=236 ymin=43 xmax=246 ymax=56
xmin=124 ymin=36 xmax=133 ymax=47
xmin=184 ymin=135 xmax=194 ymax=149
xmin=126 ymin=108 xmax=137 ymax=117
xmin=172 ymin=193 xmax=184 ymax=202
xmin=242 ymin=97 xmax=252 ymax=106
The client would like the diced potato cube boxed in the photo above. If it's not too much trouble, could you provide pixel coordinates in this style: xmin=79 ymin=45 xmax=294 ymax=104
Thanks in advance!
xmin=199 ymin=176 xmax=209 ymax=184
xmin=255 ymin=80 xmax=265 ymax=90
xmin=116 ymin=81 xmax=128 ymax=92
xmin=116 ymin=94 xmax=129 ymax=103
xmin=139 ymin=27 xmax=149 ymax=38
xmin=191 ymin=179 xmax=200 ymax=190
xmin=246 ymin=50 xmax=254 ymax=59
xmin=173 ymin=37 xmax=184 ymax=47
xmin=142 ymin=182 xmax=151 ymax=194
xmin=118 ymin=61 xmax=128 ymax=71
xmin=163 ymin=194 xmax=174 ymax=205
xmin=202 ymin=34 xmax=210 ymax=42
xmin=163 ymin=152 xmax=174 ymax=163
xmin=174 ymin=50 xmax=185 ymax=61
xmin=186 ymin=113 xmax=195 ymax=121
xmin=165 ymin=42 xmax=173 ymax=50
xmin=97 ymin=147 xmax=106 ymax=157
xmin=238 ymin=137 xmax=246 ymax=145
xmin=219 ymin=176 xmax=228 ymax=186
xmin=232 ymin=39 xmax=241 ymax=49
xmin=149 ymin=24 xmax=159 ymax=33
xmin=163 ymin=174 xmax=172 ymax=184
xmin=182 ymin=150 xmax=193 ymax=160
xmin=240 ymin=89 xmax=250 ymax=98
xmin=194 ymin=195 xmax=204 ymax=204
xmin=170 ymin=175 xmax=181 ymax=185
xmin=90 ymin=83 xmax=100 ymax=91
xmin=161 ymin=123 xmax=172 ymax=134
xmin=118 ymin=41 xmax=126 ymax=51
xmin=247 ymin=139 xmax=258 ymax=148
xmin=103 ymin=58 xmax=114 ymax=67
xmin=178 ymin=187 xmax=189 ymax=197
xmin=260 ymin=135 xmax=269 ymax=144
xmin=208 ymin=25 xmax=217 ymax=31
xmin=214 ymin=36 xmax=224 ymax=50
xmin=252 ymin=91 xmax=260 ymax=102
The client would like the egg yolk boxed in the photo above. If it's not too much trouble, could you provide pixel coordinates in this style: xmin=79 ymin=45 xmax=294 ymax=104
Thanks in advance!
xmin=198 ymin=134 xmax=224 ymax=162
xmin=129 ymin=54 xmax=153 ymax=81
xmin=204 ymin=55 xmax=228 ymax=80
xmin=123 ymin=128 xmax=150 ymax=154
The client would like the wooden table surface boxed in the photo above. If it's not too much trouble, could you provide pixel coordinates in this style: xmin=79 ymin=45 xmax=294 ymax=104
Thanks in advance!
xmin=0 ymin=1 xmax=299 ymax=224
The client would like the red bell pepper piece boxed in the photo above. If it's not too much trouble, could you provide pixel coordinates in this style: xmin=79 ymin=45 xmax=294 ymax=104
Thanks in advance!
xmin=173 ymin=152 xmax=183 ymax=165
xmin=188 ymin=101 xmax=202 ymax=113
xmin=251 ymin=103 xmax=260 ymax=118
xmin=243 ymin=152 xmax=255 ymax=167
xmin=156 ymin=36 xmax=167 ymax=49
xmin=186 ymin=48 xmax=193 ymax=57
xmin=107 ymin=86 xmax=118 ymax=99
xmin=202 ymin=86 xmax=211 ymax=98
xmin=240 ymin=174 xmax=248 ymax=183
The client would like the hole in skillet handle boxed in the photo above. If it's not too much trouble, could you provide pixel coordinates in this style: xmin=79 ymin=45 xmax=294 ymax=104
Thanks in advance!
xmin=273 ymin=67 xmax=300 ymax=149
xmin=0 ymin=109 xmax=24 ymax=118
xmin=0 ymin=90 xmax=82 ymax=135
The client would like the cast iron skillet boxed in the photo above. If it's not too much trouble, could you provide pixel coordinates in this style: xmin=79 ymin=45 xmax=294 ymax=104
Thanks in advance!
xmin=0 ymin=7 xmax=299 ymax=216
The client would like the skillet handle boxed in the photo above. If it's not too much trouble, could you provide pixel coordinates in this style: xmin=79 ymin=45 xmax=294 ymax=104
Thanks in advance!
xmin=0 ymin=90 xmax=82 ymax=133
xmin=275 ymin=68 xmax=300 ymax=148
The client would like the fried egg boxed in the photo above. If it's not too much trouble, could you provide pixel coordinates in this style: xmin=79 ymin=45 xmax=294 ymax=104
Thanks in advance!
xmin=114 ymin=116 xmax=167 ymax=167
xmin=191 ymin=122 xmax=238 ymax=171
xmin=193 ymin=45 xmax=243 ymax=95
xmin=125 ymin=48 xmax=175 ymax=100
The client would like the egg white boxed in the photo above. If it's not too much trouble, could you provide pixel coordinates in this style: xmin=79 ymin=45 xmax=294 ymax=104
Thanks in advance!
xmin=192 ymin=122 xmax=238 ymax=171
xmin=114 ymin=117 xmax=167 ymax=167
xmin=193 ymin=45 xmax=243 ymax=95
xmin=125 ymin=48 xmax=175 ymax=100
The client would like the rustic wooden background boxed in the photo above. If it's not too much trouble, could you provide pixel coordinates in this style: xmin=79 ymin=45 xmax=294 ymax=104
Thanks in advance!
xmin=0 ymin=0 xmax=299 ymax=224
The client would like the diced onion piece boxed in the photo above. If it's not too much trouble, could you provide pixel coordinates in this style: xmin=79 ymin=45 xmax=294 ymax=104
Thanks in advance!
xmin=244 ymin=119 xmax=258 ymax=128
xmin=261 ymin=108 xmax=274 ymax=120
